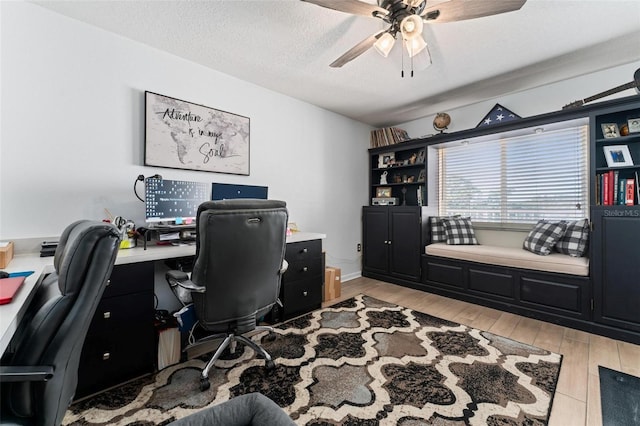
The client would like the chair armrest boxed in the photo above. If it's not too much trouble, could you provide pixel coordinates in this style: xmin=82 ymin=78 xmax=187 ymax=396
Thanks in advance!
xmin=279 ymin=259 xmax=288 ymax=275
xmin=0 ymin=366 xmax=54 ymax=382
xmin=165 ymin=270 xmax=206 ymax=293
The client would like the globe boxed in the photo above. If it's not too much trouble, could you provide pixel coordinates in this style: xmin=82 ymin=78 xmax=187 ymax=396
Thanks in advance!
xmin=433 ymin=113 xmax=451 ymax=133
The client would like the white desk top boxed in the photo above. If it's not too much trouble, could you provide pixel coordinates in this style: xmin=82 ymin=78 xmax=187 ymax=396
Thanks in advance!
xmin=0 ymin=231 xmax=325 ymax=354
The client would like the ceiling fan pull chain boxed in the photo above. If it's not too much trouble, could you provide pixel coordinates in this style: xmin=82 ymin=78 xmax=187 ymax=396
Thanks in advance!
xmin=411 ymin=49 xmax=414 ymax=78
xmin=401 ymin=39 xmax=405 ymax=78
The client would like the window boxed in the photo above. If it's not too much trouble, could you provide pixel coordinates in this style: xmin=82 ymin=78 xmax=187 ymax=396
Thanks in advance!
xmin=438 ymin=118 xmax=589 ymax=227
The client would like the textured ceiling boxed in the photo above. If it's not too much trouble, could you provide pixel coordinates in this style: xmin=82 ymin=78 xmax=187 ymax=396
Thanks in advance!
xmin=33 ymin=0 xmax=640 ymax=127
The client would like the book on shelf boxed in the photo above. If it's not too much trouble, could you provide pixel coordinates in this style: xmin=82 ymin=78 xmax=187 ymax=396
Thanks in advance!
xmin=370 ymin=127 xmax=410 ymax=148
xmin=596 ymin=170 xmax=639 ymax=206
xmin=625 ymin=178 xmax=635 ymax=206
xmin=611 ymin=170 xmax=620 ymax=205
xmin=603 ymin=171 xmax=610 ymax=205
xmin=636 ymin=171 xmax=640 ymax=205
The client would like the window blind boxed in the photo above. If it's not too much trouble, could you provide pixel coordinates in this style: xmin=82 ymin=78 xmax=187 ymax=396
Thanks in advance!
xmin=438 ymin=121 xmax=589 ymax=225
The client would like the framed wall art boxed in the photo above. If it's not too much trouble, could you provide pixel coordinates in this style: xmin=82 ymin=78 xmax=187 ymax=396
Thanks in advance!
xmin=628 ymin=117 xmax=640 ymax=133
xmin=601 ymin=123 xmax=620 ymax=139
xmin=378 ymin=152 xmax=395 ymax=168
xmin=603 ymin=145 xmax=634 ymax=167
xmin=145 ymin=91 xmax=250 ymax=175
xmin=376 ymin=187 xmax=392 ymax=198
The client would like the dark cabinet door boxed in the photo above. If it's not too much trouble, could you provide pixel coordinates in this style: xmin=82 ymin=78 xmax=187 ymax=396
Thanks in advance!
xmin=363 ymin=207 xmax=390 ymax=275
xmin=363 ymin=206 xmax=422 ymax=281
xmin=389 ymin=208 xmax=422 ymax=281
xmin=592 ymin=211 xmax=640 ymax=332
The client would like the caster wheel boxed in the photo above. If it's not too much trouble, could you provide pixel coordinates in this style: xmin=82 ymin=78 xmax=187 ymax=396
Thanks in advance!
xmin=265 ymin=360 xmax=276 ymax=371
xmin=199 ymin=378 xmax=211 ymax=392
xmin=265 ymin=332 xmax=277 ymax=342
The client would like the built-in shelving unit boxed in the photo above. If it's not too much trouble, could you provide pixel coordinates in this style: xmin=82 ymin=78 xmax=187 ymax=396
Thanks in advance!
xmin=369 ymin=145 xmax=427 ymax=206
xmin=590 ymin=100 xmax=640 ymax=337
xmin=364 ymin=94 xmax=640 ymax=344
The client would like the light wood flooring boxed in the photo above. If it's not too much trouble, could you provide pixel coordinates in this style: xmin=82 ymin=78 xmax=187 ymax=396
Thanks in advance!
xmin=324 ymin=277 xmax=640 ymax=426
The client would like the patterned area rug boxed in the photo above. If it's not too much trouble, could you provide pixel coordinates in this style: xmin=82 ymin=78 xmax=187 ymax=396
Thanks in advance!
xmin=64 ymin=295 xmax=562 ymax=425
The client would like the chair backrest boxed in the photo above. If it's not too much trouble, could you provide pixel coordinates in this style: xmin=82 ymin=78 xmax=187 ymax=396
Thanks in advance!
xmin=190 ymin=200 xmax=288 ymax=334
xmin=2 ymin=220 xmax=120 ymax=426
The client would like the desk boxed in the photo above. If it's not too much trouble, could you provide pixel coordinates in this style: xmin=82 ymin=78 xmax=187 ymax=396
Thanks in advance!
xmin=0 ymin=232 xmax=325 ymax=356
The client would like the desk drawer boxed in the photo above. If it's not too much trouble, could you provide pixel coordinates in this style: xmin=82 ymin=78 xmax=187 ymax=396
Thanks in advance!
xmin=77 ymin=327 xmax=155 ymax=397
xmin=88 ymin=291 xmax=154 ymax=335
xmin=103 ymin=261 xmax=154 ymax=298
xmin=285 ymin=240 xmax=322 ymax=262
xmin=282 ymin=258 xmax=323 ymax=283
xmin=282 ymin=277 xmax=322 ymax=319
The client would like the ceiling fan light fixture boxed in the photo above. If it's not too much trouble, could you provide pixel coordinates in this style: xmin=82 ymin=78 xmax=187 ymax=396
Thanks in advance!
xmin=405 ymin=35 xmax=427 ymax=58
xmin=400 ymin=14 xmax=423 ymax=40
xmin=374 ymin=32 xmax=395 ymax=57
xmin=411 ymin=43 xmax=432 ymax=70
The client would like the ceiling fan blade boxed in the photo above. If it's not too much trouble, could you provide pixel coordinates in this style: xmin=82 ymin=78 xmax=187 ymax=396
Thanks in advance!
xmin=330 ymin=30 xmax=385 ymax=68
xmin=301 ymin=0 xmax=388 ymax=18
xmin=421 ymin=0 xmax=526 ymax=23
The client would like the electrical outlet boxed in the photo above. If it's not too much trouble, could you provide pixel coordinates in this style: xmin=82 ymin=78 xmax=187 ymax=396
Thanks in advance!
xmin=357 ymin=243 xmax=362 ymax=252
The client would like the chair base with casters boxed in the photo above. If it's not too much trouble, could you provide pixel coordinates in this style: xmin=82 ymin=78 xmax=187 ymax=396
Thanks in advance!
xmin=167 ymin=269 xmax=281 ymax=392
xmin=186 ymin=326 xmax=277 ymax=391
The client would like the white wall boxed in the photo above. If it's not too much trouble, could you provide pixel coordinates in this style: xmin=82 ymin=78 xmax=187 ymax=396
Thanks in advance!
xmin=401 ymin=61 xmax=640 ymax=215
xmin=400 ymin=62 xmax=640 ymax=138
xmin=0 ymin=2 xmax=370 ymax=279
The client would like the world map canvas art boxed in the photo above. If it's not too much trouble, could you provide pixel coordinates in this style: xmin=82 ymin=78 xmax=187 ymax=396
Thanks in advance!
xmin=145 ymin=91 xmax=250 ymax=175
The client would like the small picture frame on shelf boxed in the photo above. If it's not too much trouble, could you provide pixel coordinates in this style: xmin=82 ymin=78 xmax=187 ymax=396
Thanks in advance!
xmin=378 ymin=152 xmax=395 ymax=168
xmin=417 ymin=149 xmax=425 ymax=164
xmin=601 ymin=123 xmax=620 ymax=138
xmin=418 ymin=169 xmax=425 ymax=182
xmin=628 ymin=118 xmax=640 ymax=133
xmin=376 ymin=187 xmax=392 ymax=198
xmin=603 ymin=145 xmax=634 ymax=167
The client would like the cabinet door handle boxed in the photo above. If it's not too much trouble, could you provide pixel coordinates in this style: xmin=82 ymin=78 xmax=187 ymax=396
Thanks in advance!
xmin=384 ymin=240 xmax=388 ymax=244
xmin=302 ymin=248 xmax=308 ymax=254
xmin=106 ymin=279 xmax=111 ymax=287
xmin=302 ymin=266 xmax=308 ymax=272
xmin=102 ymin=352 xmax=110 ymax=361
xmin=103 ymin=311 xmax=111 ymax=319
xmin=387 ymin=240 xmax=392 ymax=245
xmin=302 ymin=291 xmax=308 ymax=297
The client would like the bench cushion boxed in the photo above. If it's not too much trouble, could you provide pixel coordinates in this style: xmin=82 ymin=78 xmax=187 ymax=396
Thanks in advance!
xmin=425 ymin=243 xmax=589 ymax=276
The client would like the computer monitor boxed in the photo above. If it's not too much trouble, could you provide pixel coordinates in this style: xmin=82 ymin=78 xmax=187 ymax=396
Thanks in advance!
xmin=145 ymin=178 xmax=210 ymax=224
xmin=211 ymin=183 xmax=268 ymax=200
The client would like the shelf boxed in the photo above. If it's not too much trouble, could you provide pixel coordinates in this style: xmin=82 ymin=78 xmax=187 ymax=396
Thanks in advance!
xmin=596 ymin=165 xmax=640 ymax=173
xmin=373 ymin=163 xmax=425 ymax=171
xmin=595 ymin=134 xmax=640 ymax=144
xmin=373 ymin=182 xmax=425 ymax=187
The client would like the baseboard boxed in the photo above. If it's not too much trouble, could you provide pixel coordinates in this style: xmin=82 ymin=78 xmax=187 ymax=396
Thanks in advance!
xmin=342 ymin=271 xmax=362 ymax=282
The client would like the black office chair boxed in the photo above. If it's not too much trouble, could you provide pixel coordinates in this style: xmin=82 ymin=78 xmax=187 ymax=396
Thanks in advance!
xmin=0 ymin=220 xmax=121 ymax=426
xmin=166 ymin=199 xmax=288 ymax=391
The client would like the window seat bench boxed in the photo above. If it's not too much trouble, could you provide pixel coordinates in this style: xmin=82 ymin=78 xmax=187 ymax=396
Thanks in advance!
xmin=425 ymin=243 xmax=589 ymax=276
xmin=420 ymin=241 xmax=592 ymax=328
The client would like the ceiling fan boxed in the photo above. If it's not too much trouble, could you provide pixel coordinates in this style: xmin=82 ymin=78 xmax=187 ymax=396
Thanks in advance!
xmin=301 ymin=0 xmax=527 ymax=69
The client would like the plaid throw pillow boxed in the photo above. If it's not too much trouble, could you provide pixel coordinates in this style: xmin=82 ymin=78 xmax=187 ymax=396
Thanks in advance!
xmin=430 ymin=216 xmax=448 ymax=243
xmin=442 ymin=217 xmax=478 ymax=245
xmin=523 ymin=220 xmax=567 ymax=256
xmin=555 ymin=219 xmax=590 ymax=257
xmin=430 ymin=215 xmax=461 ymax=243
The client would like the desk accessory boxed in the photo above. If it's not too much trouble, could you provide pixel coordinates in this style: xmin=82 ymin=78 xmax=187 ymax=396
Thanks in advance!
xmin=0 ymin=241 xmax=14 ymax=268
xmin=372 ymin=197 xmax=398 ymax=205
xmin=40 ymin=241 xmax=58 ymax=257
xmin=0 ymin=276 xmax=25 ymax=305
